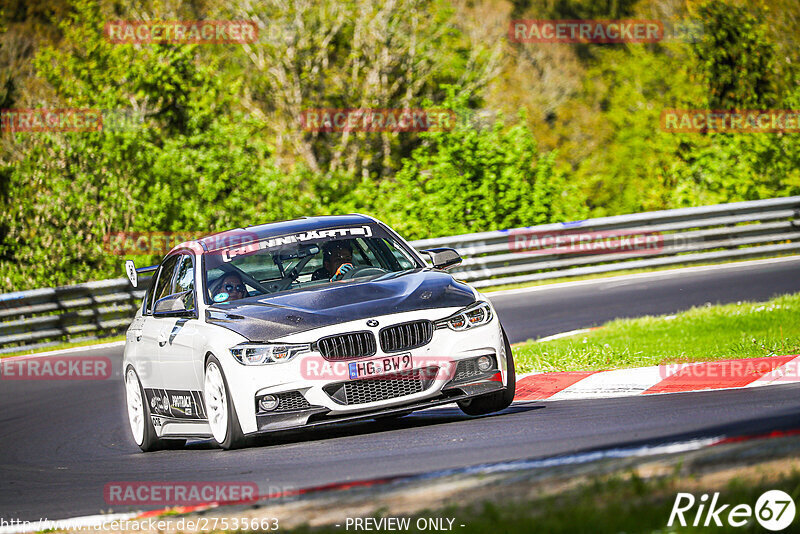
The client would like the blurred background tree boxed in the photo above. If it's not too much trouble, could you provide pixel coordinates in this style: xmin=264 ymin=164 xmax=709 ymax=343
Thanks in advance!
xmin=1 ymin=0 xmax=798 ymax=289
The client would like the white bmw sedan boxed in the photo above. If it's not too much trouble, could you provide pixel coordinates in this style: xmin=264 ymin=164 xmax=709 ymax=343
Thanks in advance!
xmin=123 ymin=215 xmax=515 ymax=451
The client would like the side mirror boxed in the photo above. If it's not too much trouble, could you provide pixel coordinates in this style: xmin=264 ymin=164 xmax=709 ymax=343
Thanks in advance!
xmin=421 ymin=248 xmax=462 ymax=270
xmin=153 ymin=291 xmax=195 ymax=317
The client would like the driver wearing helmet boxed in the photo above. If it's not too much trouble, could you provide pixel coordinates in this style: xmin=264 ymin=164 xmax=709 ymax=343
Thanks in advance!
xmin=312 ymin=240 xmax=355 ymax=281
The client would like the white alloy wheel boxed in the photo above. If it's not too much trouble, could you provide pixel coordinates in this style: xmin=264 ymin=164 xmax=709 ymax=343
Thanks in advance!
xmin=204 ymin=361 xmax=229 ymax=444
xmin=125 ymin=368 xmax=145 ymax=446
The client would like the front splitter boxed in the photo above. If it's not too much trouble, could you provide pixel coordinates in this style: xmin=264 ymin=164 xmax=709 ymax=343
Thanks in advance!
xmin=254 ymin=384 xmax=505 ymax=434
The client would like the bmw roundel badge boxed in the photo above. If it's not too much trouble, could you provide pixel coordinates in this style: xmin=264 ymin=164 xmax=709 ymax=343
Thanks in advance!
xmin=367 ymin=319 xmax=379 ymax=327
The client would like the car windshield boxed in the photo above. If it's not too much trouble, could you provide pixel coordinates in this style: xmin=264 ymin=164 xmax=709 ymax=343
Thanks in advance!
xmin=203 ymin=224 xmax=420 ymax=304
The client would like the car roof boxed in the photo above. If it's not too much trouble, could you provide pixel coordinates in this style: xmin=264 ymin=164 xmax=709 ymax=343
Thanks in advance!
xmin=193 ymin=214 xmax=378 ymax=252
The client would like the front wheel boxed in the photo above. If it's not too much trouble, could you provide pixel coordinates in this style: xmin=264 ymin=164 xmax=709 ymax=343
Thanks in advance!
xmin=125 ymin=367 xmax=166 ymax=452
xmin=203 ymin=355 xmax=246 ymax=450
xmin=458 ymin=328 xmax=516 ymax=416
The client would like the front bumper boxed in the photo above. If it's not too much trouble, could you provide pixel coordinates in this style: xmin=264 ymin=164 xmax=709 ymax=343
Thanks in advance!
xmin=255 ymin=370 xmax=505 ymax=433
xmin=220 ymin=307 xmax=508 ymax=435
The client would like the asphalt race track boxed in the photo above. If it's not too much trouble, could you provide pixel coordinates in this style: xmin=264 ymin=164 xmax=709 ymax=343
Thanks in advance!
xmin=494 ymin=257 xmax=800 ymax=343
xmin=1 ymin=258 xmax=799 ymax=521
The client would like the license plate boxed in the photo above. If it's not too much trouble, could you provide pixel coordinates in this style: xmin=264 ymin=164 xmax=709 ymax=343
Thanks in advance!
xmin=348 ymin=353 xmax=413 ymax=379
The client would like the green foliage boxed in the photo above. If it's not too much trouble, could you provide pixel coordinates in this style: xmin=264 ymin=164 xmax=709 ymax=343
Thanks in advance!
xmin=570 ymin=0 xmax=799 ymax=214
xmin=692 ymin=1 xmax=779 ymax=110
xmin=670 ymin=124 xmax=800 ymax=207
xmin=377 ymin=91 xmax=587 ymax=239
xmin=668 ymin=1 xmax=800 ymax=207
xmin=514 ymin=291 xmax=800 ymax=373
xmin=2 ymin=0 xmax=800 ymax=290
xmin=0 ymin=0 xmax=307 ymax=289
xmin=228 ymin=0 xmax=498 ymax=179
xmin=572 ymin=44 xmax=700 ymax=215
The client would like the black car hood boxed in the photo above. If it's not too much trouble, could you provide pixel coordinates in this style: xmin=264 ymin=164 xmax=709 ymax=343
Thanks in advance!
xmin=206 ymin=269 xmax=476 ymax=341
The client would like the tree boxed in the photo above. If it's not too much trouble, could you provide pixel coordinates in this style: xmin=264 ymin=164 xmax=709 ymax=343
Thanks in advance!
xmin=669 ymin=0 xmax=799 ymax=207
xmin=691 ymin=1 xmax=779 ymax=110
xmin=0 ymin=1 xmax=307 ymax=289
xmin=376 ymin=90 xmax=586 ymax=239
xmin=229 ymin=0 xmax=503 ymax=180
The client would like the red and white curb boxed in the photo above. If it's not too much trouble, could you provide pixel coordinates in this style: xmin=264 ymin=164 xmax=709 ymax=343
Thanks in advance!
xmin=514 ymin=354 xmax=800 ymax=401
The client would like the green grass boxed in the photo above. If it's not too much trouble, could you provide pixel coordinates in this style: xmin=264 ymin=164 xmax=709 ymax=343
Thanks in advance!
xmin=513 ymin=292 xmax=800 ymax=373
xmin=279 ymin=468 xmax=800 ymax=534
xmin=0 ymin=335 xmax=125 ymax=358
xmin=480 ymin=254 xmax=800 ymax=293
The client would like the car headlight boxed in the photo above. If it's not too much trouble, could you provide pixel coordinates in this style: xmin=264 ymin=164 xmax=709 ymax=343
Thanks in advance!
xmin=434 ymin=301 xmax=493 ymax=331
xmin=229 ymin=343 xmax=310 ymax=365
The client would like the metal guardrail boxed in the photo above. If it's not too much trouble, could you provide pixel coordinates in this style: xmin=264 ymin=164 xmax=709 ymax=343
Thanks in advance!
xmin=0 ymin=278 xmax=149 ymax=354
xmin=1 ymin=196 xmax=799 ymax=354
xmin=416 ymin=195 xmax=800 ymax=288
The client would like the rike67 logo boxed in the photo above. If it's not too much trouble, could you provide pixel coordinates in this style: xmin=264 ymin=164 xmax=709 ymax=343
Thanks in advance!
xmin=669 ymin=490 xmax=796 ymax=531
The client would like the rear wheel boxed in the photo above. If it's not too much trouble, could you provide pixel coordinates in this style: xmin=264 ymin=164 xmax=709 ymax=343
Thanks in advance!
xmin=457 ymin=328 xmax=516 ymax=416
xmin=203 ymin=355 xmax=246 ymax=450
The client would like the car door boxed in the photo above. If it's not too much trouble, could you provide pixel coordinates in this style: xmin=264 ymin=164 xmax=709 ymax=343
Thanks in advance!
xmin=136 ymin=255 xmax=179 ymax=393
xmin=154 ymin=253 xmax=206 ymax=421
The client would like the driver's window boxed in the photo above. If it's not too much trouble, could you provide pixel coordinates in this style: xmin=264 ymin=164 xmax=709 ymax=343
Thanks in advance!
xmin=205 ymin=268 xmax=224 ymax=301
xmin=153 ymin=254 xmax=195 ymax=312
xmin=173 ymin=255 xmax=196 ymax=311
xmin=150 ymin=255 xmax=179 ymax=313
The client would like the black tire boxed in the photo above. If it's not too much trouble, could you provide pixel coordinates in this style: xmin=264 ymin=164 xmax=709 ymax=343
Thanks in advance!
xmin=204 ymin=355 xmax=246 ymax=450
xmin=457 ymin=328 xmax=516 ymax=416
